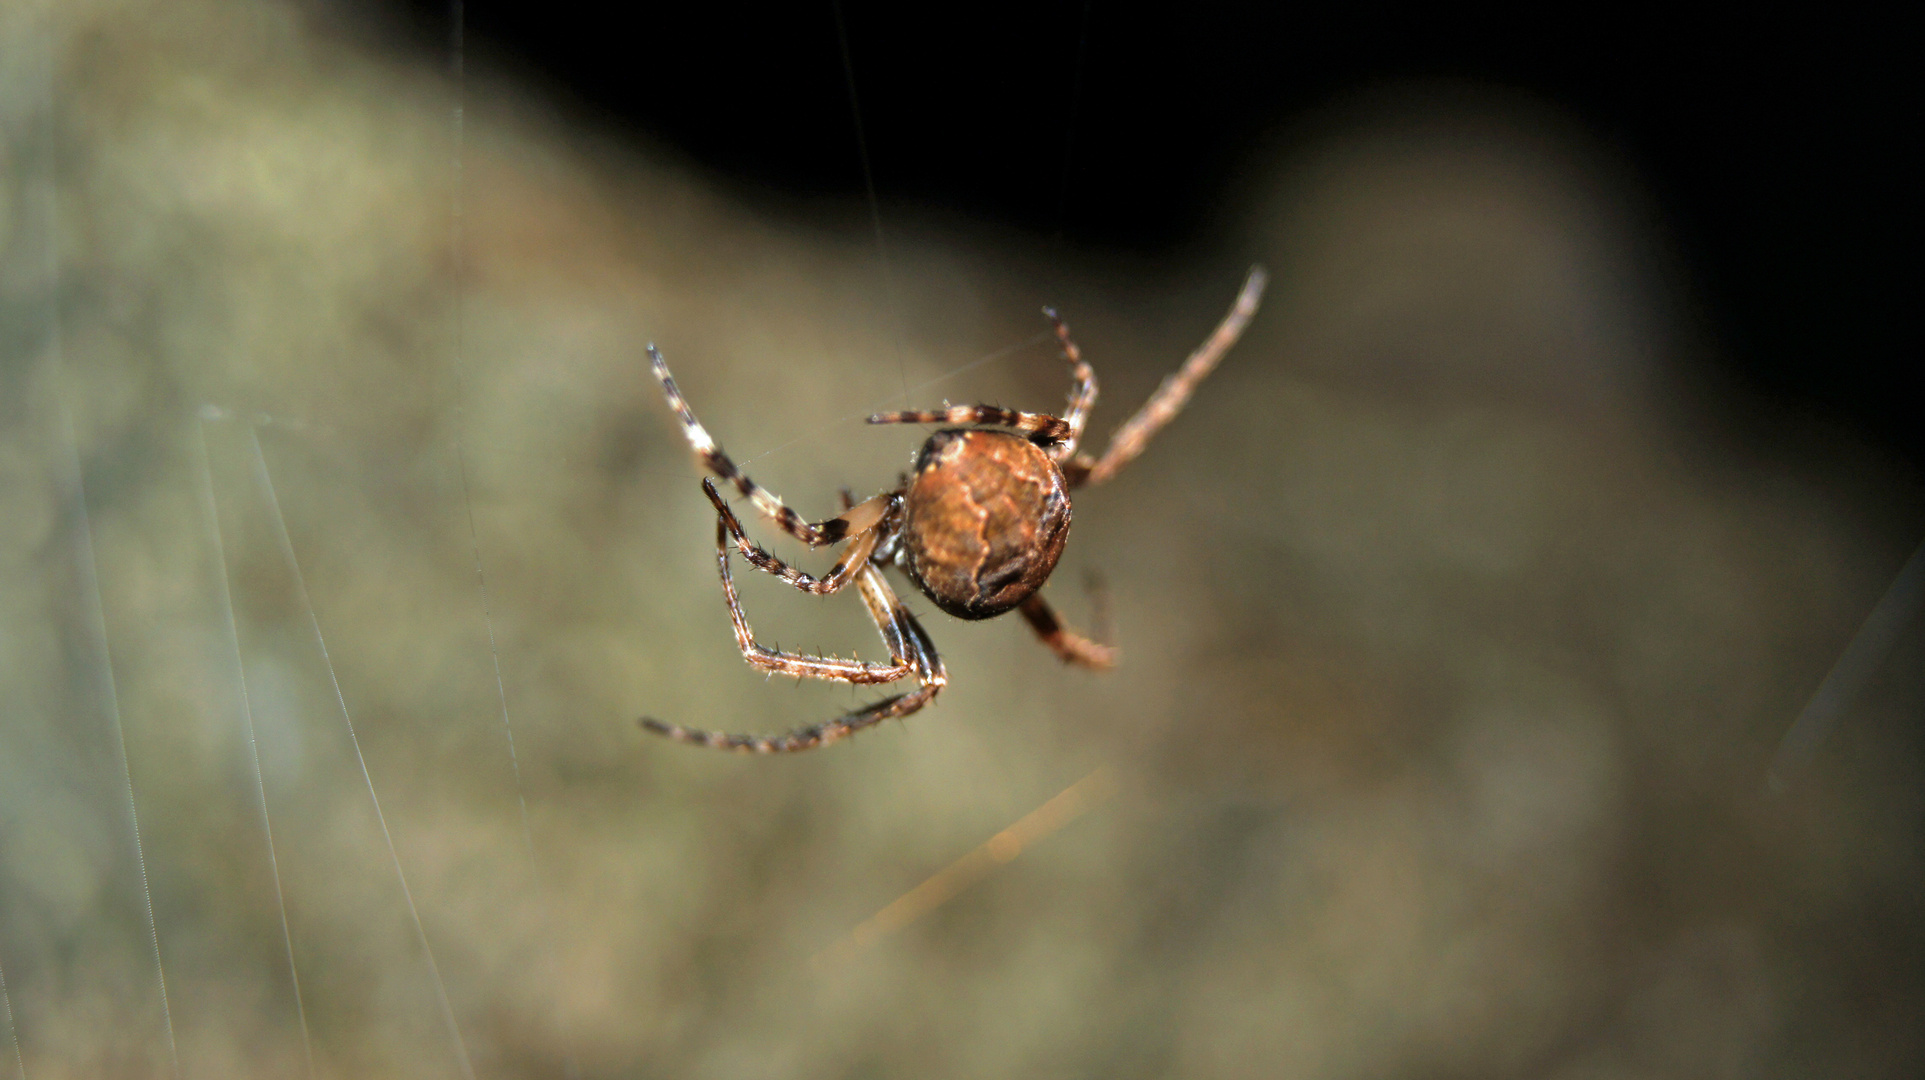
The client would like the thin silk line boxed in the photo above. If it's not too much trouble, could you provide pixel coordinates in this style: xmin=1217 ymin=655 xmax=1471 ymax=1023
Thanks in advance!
xmin=248 ymin=427 xmax=476 ymax=1080
xmin=42 ymin=22 xmax=181 ymax=1076
xmin=193 ymin=417 xmax=316 ymax=1078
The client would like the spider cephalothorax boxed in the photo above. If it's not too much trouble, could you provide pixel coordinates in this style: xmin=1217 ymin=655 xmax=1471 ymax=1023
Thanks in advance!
xmin=640 ymin=266 xmax=1266 ymax=752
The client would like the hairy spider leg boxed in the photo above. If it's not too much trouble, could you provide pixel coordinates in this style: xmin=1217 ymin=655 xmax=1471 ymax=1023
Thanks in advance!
xmin=703 ymin=479 xmax=886 ymax=596
xmin=641 ymin=266 xmax=1264 ymax=752
xmin=832 ymin=486 xmax=897 ymax=534
xmin=704 ymin=511 xmax=912 ymax=684
xmin=1040 ymin=304 xmax=1098 ymax=460
xmin=1069 ymin=266 xmax=1268 ymax=488
xmin=1018 ymin=593 xmax=1117 ymax=669
xmin=865 ymin=404 xmax=1071 ymax=443
xmin=650 ymin=343 xmax=879 ymax=546
xmin=642 ymin=563 xmax=946 ymax=752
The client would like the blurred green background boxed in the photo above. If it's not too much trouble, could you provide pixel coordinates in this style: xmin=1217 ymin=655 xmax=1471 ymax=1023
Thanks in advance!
xmin=2 ymin=2 xmax=1920 ymax=1077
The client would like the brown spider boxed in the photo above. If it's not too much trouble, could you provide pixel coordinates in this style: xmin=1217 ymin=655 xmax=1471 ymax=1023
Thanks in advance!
xmin=641 ymin=267 xmax=1267 ymax=752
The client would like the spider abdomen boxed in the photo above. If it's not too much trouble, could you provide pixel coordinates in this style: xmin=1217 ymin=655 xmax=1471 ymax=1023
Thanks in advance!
xmin=898 ymin=429 xmax=1072 ymax=620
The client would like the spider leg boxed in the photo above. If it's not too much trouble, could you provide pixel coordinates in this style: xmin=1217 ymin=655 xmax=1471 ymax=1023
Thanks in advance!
xmin=867 ymin=404 xmax=1070 ymax=444
xmin=1040 ymin=304 xmax=1097 ymax=460
xmin=649 ymin=344 xmax=866 ymax=546
xmin=643 ymin=684 xmax=940 ymax=753
xmin=827 ymin=490 xmax=893 ymax=537
xmin=1072 ymin=266 xmax=1267 ymax=488
xmin=704 ymin=512 xmax=912 ymax=683
xmin=859 ymin=563 xmax=945 ymax=686
xmin=642 ymin=565 xmax=947 ymax=753
xmin=703 ymin=480 xmax=883 ymax=595
xmin=1018 ymin=593 xmax=1117 ymax=670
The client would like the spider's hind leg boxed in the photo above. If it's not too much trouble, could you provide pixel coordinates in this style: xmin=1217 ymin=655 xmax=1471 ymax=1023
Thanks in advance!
xmin=706 ymin=510 xmax=910 ymax=684
xmin=1018 ymin=592 xmax=1116 ymax=670
xmin=642 ymin=684 xmax=940 ymax=753
xmin=642 ymin=564 xmax=946 ymax=753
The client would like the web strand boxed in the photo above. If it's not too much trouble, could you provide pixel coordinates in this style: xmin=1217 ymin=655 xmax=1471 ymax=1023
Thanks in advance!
xmin=1769 ymin=537 xmax=1925 ymax=792
xmin=447 ymin=0 xmax=539 ymax=862
xmin=444 ymin=6 xmax=578 ymax=1069
xmin=42 ymin=22 xmax=180 ymax=1076
xmin=194 ymin=418 xmax=316 ymax=1079
xmin=57 ymin=317 xmax=180 ymax=1080
xmin=248 ymin=427 xmax=476 ymax=1080
xmin=736 ymin=331 xmax=1052 ymax=467
xmin=829 ymin=0 xmax=910 ymax=408
xmin=0 ymin=951 xmax=24 ymax=1080
xmin=1052 ymin=0 xmax=1095 ymax=241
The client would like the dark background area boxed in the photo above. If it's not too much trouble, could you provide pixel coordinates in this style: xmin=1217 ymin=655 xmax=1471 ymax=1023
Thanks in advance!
xmin=359 ymin=1 xmax=1914 ymax=468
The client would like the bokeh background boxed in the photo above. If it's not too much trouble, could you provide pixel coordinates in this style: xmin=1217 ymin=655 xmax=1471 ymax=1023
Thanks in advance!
xmin=2 ymin=2 xmax=1919 ymax=1077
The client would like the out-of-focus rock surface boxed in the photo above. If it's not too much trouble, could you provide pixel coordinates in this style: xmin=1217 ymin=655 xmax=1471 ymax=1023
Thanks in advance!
xmin=1 ymin=2 xmax=1918 ymax=1077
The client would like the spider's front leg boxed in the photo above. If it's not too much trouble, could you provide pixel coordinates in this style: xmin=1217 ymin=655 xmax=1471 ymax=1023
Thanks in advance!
xmin=650 ymin=344 xmax=883 ymax=546
xmin=702 ymin=479 xmax=881 ymax=596
xmin=1067 ymin=266 xmax=1267 ymax=488
xmin=866 ymin=404 xmax=1072 ymax=445
xmin=1041 ymin=302 xmax=1098 ymax=459
xmin=870 ymin=301 xmax=1097 ymax=462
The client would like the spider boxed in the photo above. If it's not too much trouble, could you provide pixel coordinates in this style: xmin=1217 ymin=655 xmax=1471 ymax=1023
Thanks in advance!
xmin=641 ymin=266 xmax=1267 ymax=752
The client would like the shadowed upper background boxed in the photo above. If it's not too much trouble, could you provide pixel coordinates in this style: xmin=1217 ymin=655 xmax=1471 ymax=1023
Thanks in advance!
xmin=1 ymin=1 xmax=1919 ymax=1078
xmin=370 ymin=0 xmax=1916 ymax=470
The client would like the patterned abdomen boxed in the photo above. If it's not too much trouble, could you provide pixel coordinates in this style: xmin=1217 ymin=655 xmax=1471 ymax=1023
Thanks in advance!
xmin=899 ymin=429 xmax=1072 ymax=620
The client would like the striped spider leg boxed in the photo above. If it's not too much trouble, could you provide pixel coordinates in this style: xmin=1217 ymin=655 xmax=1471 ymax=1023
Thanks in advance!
xmin=639 ymin=514 xmax=947 ymax=753
xmin=640 ymin=267 xmax=1262 ymax=751
xmin=650 ymin=344 xmax=891 ymax=546
xmin=863 ymin=268 xmax=1267 ymax=668
xmin=642 ymin=348 xmax=946 ymax=752
xmin=1061 ymin=266 xmax=1268 ymax=488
